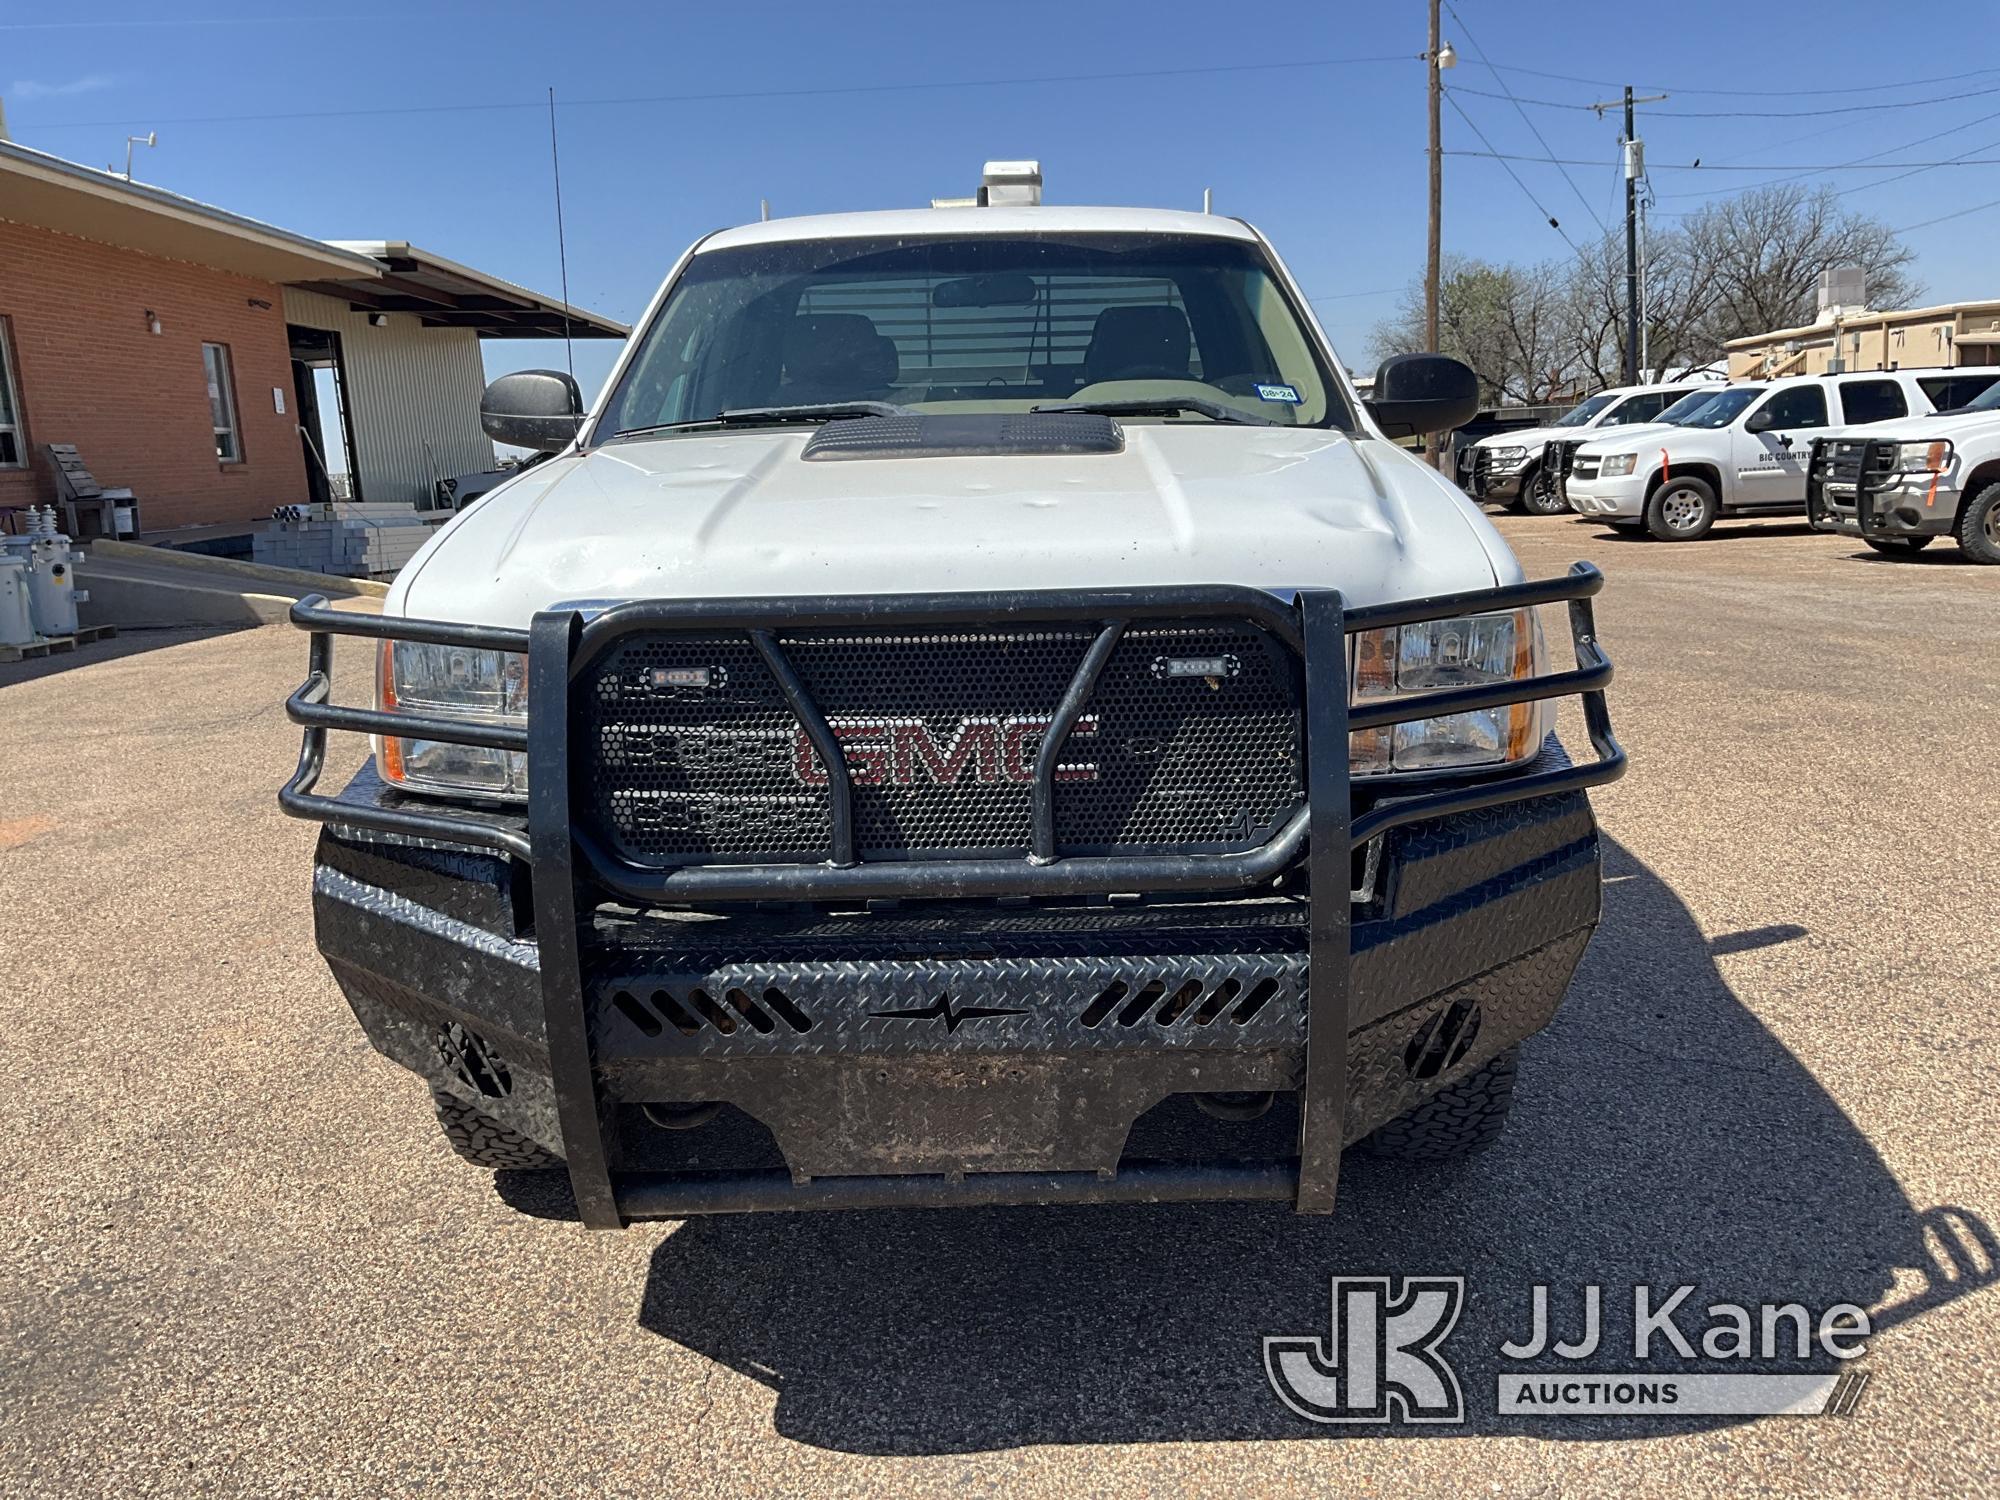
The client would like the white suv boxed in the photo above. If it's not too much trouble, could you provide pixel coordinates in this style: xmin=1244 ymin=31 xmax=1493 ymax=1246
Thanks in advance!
xmin=1565 ymin=368 xmax=2000 ymax=540
xmin=1463 ymin=381 xmax=1716 ymax=515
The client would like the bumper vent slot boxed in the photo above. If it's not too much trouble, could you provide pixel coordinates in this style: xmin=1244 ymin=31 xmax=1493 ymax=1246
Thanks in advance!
xmin=1079 ymin=973 xmax=1282 ymax=1029
xmin=611 ymin=985 xmax=814 ymax=1039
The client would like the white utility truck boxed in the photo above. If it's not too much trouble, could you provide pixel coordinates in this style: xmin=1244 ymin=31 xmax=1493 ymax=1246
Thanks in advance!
xmin=1806 ymin=375 xmax=2000 ymax=561
xmin=276 ymin=164 xmax=1625 ymax=1227
xmin=1565 ymin=367 xmax=2000 ymax=540
xmin=1464 ymin=381 xmax=1716 ymax=515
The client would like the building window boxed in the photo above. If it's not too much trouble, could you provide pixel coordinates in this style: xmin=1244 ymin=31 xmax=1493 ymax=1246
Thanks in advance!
xmin=0 ymin=319 xmax=24 ymax=468
xmin=202 ymin=342 xmax=242 ymax=463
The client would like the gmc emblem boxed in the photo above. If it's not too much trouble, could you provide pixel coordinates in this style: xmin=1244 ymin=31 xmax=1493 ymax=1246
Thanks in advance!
xmin=793 ymin=715 xmax=1099 ymax=788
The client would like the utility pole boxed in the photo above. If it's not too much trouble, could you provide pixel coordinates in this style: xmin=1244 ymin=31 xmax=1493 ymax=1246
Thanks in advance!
xmin=1589 ymin=88 xmax=1667 ymax=385
xmin=1426 ymin=0 xmax=1442 ymax=362
xmin=1623 ymin=87 xmax=1638 ymax=384
xmin=1422 ymin=4 xmax=1455 ymax=463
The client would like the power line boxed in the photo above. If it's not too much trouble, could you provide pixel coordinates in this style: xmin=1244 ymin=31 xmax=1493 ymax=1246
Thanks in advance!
xmin=1442 ymin=91 xmax=1582 ymax=255
xmin=1893 ymin=196 xmax=2000 ymax=233
xmin=1454 ymin=59 xmax=2000 ymax=100
xmin=1448 ymin=149 xmax=2000 ymax=170
xmin=1450 ymin=80 xmax=2000 ymax=120
xmin=1443 ymin=1 xmax=1607 ymax=234
xmin=1307 ymin=288 xmax=1403 ymax=303
xmin=1656 ymin=103 xmax=2000 ymax=199
xmin=13 ymin=54 xmax=1413 ymax=131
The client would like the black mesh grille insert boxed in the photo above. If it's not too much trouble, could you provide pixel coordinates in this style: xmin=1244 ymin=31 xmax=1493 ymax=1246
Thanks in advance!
xmin=578 ymin=618 xmax=1302 ymax=866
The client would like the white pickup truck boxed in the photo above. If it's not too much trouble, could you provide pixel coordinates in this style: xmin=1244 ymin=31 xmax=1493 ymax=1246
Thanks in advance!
xmin=1806 ymin=375 xmax=2000 ymax=562
xmin=1463 ymin=381 xmax=1714 ymax=515
xmin=1565 ymin=367 xmax=2000 ymax=540
xmin=274 ymin=175 xmax=1626 ymax=1228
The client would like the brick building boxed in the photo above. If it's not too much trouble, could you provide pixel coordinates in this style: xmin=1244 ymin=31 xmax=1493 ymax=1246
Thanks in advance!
xmin=0 ymin=138 xmax=623 ymax=536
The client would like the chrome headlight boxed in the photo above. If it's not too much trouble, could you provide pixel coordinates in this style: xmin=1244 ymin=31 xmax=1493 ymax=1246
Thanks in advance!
xmin=376 ymin=641 xmax=529 ymax=801
xmin=1486 ymin=445 xmax=1530 ymax=466
xmin=1891 ymin=440 xmax=1953 ymax=476
xmin=1350 ymin=611 xmax=1548 ymax=775
xmin=1598 ymin=453 xmax=1638 ymax=477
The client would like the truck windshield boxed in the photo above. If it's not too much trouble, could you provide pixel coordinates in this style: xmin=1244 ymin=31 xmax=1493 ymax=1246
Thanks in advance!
xmin=1657 ymin=389 xmax=1726 ymax=424
xmin=1667 ymin=388 xmax=1762 ymax=428
xmin=1951 ymin=379 xmax=2000 ymax=414
xmin=1553 ymin=393 xmax=1618 ymax=427
xmin=595 ymin=232 xmax=1350 ymax=438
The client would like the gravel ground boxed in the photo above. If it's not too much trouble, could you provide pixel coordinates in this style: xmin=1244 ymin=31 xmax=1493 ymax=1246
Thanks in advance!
xmin=2 ymin=514 xmax=1996 ymax=1496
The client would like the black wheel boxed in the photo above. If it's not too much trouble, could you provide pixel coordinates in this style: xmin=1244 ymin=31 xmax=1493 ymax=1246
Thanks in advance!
xmin=432 ymin=1089 xmax=560 ymax=1170
xmin=1363 ymin=1048 xmax=1518 ymax=1162
xmin=1519 ymin=466 xmax=1569 ymax=516
xmin=1957 ymin=481 xmax=2000 ymax=565
xmin=1645 ymin=476 xmax=1719 ymax=540
xmin=1863 ymin=535 xmax=1933 ymax=557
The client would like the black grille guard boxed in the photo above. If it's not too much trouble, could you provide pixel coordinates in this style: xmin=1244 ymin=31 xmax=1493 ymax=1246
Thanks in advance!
xmin=281 ymin=566 xmax=1624 ymax=898
xmin=280 ymin=566 xmax=1623 ymax=1224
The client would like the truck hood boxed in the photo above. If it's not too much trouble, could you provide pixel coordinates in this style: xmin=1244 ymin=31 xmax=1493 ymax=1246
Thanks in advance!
xmin=390 ymin=424 xmax=1510 ymax=628
xmin=1823 ymin=408 xmax=2000 ymax=446
xmin=1473 ymin=424 xmax=1576 ymax=451
xmin=1574 ymin=422 xmax=1687 ymax=456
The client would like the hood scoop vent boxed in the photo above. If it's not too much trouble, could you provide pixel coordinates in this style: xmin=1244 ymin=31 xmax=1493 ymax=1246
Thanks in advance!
xmin=801 ymin=411 xmax=1124 ymax=461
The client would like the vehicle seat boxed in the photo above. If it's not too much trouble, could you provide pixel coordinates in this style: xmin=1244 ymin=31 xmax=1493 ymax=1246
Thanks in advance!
xmin=1081 ymin=305 xmax=1193 ymax=385
xmin=782 ymin=313 xmax=901 ymax=403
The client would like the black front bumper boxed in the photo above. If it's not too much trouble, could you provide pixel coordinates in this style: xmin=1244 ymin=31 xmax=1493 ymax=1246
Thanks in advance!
xmin=284 ymin=572 xmax=1623 ymax=1225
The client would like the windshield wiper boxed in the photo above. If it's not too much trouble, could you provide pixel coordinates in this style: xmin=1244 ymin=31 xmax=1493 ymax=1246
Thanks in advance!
xmin=609 ymin=401 xmax=908 ymax=439
xmin=1031 ymin=398 xmax=1275 ymax=427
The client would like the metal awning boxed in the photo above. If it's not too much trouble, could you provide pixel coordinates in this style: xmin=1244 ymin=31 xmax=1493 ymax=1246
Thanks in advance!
xmin=296 ymin=240 xmax=628 ymax=339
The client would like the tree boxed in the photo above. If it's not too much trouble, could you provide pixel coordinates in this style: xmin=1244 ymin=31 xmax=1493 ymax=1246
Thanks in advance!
xmin=1369 ymin=255 xmax=1575 ymax=405
xmin=1370 ymin=183 xmax=1921 ymax=402
xmin=1679 ymin=184 xmax=1921 ymax=349
xmin=1563 ymin=224 xmax=1717 ymax=387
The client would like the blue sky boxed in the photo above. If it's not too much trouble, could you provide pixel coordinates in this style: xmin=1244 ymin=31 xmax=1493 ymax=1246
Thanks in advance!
xmin=6 ymin=0 xmax=1998 ymax=410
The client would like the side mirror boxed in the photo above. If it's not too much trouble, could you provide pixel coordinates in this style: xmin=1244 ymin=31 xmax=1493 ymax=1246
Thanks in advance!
xmin=1365 ymin=353 xmax=1480 ymax=439
xmin=1744 ymin=407 xmax=1776 ymax=434
xmin=480 ymin=369 xmax=584 ymax=452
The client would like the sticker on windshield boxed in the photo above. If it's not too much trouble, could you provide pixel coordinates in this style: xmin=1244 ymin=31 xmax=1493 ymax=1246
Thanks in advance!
xmin=1255 ymin=383 xmax=1303 ymax=404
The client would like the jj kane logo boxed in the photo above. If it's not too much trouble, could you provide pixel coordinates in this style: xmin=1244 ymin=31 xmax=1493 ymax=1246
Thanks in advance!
xmin=1264 ymin=1276 xmax=1466 ymax=1424
xmin=1265 ymin=1277 xmax=1875 ymax=1424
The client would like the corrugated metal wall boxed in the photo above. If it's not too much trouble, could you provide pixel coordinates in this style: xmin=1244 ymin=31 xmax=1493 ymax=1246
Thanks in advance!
xmin=283 ymin=287 xmax=495 ymax=505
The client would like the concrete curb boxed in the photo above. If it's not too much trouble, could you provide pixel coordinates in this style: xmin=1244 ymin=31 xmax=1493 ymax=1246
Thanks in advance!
xmin=91 ymin=539 xmax=391 ymax=597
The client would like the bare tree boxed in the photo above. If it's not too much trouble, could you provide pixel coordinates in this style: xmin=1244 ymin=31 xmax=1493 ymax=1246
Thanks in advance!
xmin=1370 ymin=183 xmax=1920 ymax=402
xmin=1680 ymin=183 xmax=1921 ymax=347
xmin=1563 ymin=224 xmax=1719 ymax=384
xmin=1370 ymin=255 xmax=1574 ymax=404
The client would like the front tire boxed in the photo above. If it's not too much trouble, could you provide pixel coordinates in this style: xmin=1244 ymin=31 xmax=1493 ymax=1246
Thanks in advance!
xmin=1519 ymin=467 xmax=1570 ymax=516
xmin=432 ymin=1089 xmax=560 ymax=1170
xmin=1363 ymin=1048 xmax=1518 ymax=1162
xmin=1863 ymin=535 xmax=1933 ymax=557
xmin=1957 ymin=481 xmax=2000 ymax=564
xmin=1645 ymin=476 xmax=1719 ymax=540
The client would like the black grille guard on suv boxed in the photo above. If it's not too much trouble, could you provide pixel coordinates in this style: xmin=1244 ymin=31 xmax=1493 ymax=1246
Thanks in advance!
xmin=280 ymin=566 xmax=1623 ymax=1223
xmin=1805 ymin=436 xmax=1899 ymax=534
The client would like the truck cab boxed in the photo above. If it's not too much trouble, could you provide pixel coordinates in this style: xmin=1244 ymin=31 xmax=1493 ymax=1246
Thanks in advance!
xmin=276 ymin=169 xmax=1625 ymax=1227
xmin=1807 ymin=373 xmax=2000 ymax=561
xmin=1466 ymin=381 xmax=1713 ymax=515
xmin=1565 ymin=368 xmax=1996 ymax=540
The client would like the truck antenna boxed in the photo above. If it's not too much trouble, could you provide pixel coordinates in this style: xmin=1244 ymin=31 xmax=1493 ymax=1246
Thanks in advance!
xmin=546 ymin=87 xmax=577 ymax=398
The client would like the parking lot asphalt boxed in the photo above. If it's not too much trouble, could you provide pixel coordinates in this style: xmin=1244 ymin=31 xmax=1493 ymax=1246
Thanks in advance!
xmin=3 ymin=514 xmax=1997 ymax=1497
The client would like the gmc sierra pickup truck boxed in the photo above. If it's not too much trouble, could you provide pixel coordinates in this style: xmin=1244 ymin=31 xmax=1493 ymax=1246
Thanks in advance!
xmin=279 ymin=166 xmax=1625 ymax=1226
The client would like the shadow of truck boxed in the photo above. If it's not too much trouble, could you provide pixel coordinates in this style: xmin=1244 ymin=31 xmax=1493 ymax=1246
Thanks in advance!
xmin=504 ymin=838 xmax=1994 ymax=1452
